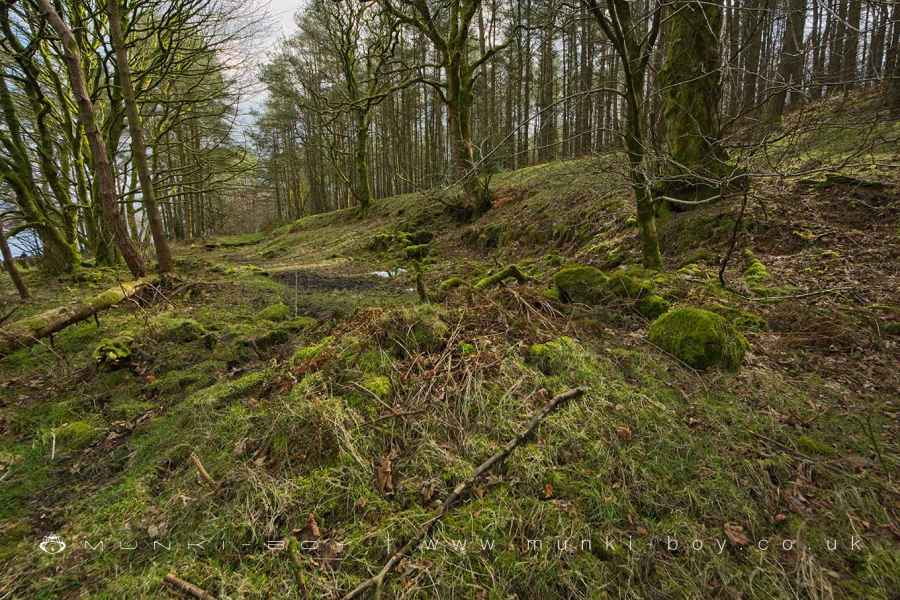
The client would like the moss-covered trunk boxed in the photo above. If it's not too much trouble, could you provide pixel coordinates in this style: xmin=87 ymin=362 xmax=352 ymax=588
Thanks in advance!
xmin=658 ymin=0 xmax=726 ymax=203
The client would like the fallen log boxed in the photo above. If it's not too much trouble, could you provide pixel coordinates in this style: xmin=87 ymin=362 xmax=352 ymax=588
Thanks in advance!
xmin=0 ymin=276 xmax=157 ymax=357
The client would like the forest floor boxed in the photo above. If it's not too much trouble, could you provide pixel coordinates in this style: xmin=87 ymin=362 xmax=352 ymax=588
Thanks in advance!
xmin=1 ymin=99 xmax=899 ymax=599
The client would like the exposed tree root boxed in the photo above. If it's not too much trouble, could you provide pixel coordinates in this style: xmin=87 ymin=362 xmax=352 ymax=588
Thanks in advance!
xmin=0 ymin=276 xmax=157 ymax=357
xmin=341 ymin=387 xmax=587 ymax=600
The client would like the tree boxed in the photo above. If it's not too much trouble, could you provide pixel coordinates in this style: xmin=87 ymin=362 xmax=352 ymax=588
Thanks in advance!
xmin=583 ymin=0 xmax=663 ymax=268
xmin=0 ymin=220 xmax=29 ymax=300
xmin=35 ymin=0 xmax=147 ymax=278
xmin=106 ymin=0 xmax=174 ymax=273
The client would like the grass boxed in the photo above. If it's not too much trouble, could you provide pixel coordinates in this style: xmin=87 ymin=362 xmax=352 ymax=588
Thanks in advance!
xmin=1 ymin=96 xmax=898 ymax=598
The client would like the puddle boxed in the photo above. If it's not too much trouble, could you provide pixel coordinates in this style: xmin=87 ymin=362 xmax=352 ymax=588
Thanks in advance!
xmin=370 ymin=268 xmax=406 ymax=279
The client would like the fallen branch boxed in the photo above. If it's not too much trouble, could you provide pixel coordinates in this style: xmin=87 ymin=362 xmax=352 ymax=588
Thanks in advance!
xmin=0 ymin=276 xmax=157 ymax=357
xmin=341 ymin=386 xmax=587 ymax=600
xmin=473 ymin=264 xmax=532 ymax=290
xmin=163 ymin=573 xmax=216 ymax=600
xmin=190 ymin=452 xmax=216 ymax=485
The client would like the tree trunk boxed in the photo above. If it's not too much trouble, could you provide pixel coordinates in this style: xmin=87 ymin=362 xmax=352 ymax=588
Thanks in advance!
xmin=770 ymin=0 xmax=807 ymax=118
xmin=106 ymin=0 xmax=174 ymax=274
xmin=36 ymin=0 xmax=146 ymax=278
xmin=0 ymin=224 xmax=29 ymax=301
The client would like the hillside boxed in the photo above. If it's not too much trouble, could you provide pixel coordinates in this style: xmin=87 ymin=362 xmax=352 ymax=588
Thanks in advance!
xmin=1 ymin=133 xmax=899 ymax=597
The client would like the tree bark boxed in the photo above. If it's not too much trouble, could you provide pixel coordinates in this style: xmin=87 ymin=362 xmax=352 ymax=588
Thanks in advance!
xmin=0 ymin=224 xmax=29 ymax=301
xmin=36 ymin=0 xmax=146 ymax=278
xmin=106 ymin=0 xmax=174 ymax=273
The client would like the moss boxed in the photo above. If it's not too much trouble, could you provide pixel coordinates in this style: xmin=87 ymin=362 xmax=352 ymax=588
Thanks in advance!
xmin=361 ymin=374 xmax=391 ymax=399
xmin=544 ymin=254 xmax=564 ymax=267
xmin=281 ymin=316 xmax=318 ymax=332
xmin=258 ymin=302 xmax=292 ymax=322
xmin=404 ymin=244 xmax=430 ymax=259
xmin=796 ymin=435 xmax=837 ymax=456
xmin=648 ymin=307 xmax=749 ymax=370
xmin=744 ymin=258 xmax=770 ymax=283
xmin=377 ymin=305 xmax=449 ymax=356
xmin=879 ymin=321 xmax=900 ymax=336
xmin=527 ymin=336 xmax=582 ymax=376
xmin=638 ymin=294 xmax=670 ymax=319
xmin=542 ymin=287 xmax=561 ymax=302
xmin=459 ymin=342 xmax=476 ymax=355
xmin=604 ymin=268 xmax=653 ymax=298
xmin=292 ymin=336 xmax=334 ymax=364
xmin=439 ymin=277 xmax=465 ymax=292
xmin=151 ymin=314 xmax=206 ymax=343
xmin=552 ymin=265 xmax=608 ymax=304
xmin=53 ymin=420 xmax=98 ymax=451
xmin=92 ymin=335 xmax=134 ymax=368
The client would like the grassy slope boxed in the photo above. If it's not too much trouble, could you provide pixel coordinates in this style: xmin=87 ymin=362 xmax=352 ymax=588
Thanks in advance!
xmin=1 ymin=98 xmax=898 ymax=599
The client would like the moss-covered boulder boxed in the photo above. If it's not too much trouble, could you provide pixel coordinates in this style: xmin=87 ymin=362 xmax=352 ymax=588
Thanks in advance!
xmin=527 ymin=336 xmax=581 ymax=376
xmin=648 ymin=307 xmax=748 ymax=370
xmin=258 ymin=302 xmax=292 ymax=322
xmin=552 ymin=265 xmax=608 ymax=304
xmin=377 ymin=305 xmax=449 ymax=356
xmin=93 ymin=335 xmax=134 ymax=368
xmin=152 ymin=314 xmax=206 ymax=343
xmin=53 ymin=420 xmax=98 ymax=452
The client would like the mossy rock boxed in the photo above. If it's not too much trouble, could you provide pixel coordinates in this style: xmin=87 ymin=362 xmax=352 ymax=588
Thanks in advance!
xmin=648 ymin=307 xmax=748 ymax=370
xmin=281 ymin=316 xmax=318 ymax=332
xmin=152 ymin=315 xmax=206 ymax=343
xmin=637 ymin=294 xmax=670 ymax=319
xmin=552 ymin=265 xmax=608 ymax=304
xmin=258 ymin=302 xmax=292 ymax=322
xmin=527 ymin=336 xmax=581 ymax=376
xmin=93 ymin=335 xmax=134 ymax=369
xmin=369 ymin=232 xmax=396 ymax=251
xmin=377 ymin=305 xmax=449 ymax=356
xmin=404 ymin=244 xmax=430 ymax=259
xmin=439 ymin=277 xmax=466 ymax=292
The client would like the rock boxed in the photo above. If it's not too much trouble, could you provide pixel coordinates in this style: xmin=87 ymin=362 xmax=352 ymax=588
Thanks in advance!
xmin=648 ymin=307 xmax=748 ymax=370
xmin=552 ymin=265 xmax=608 ymax=303
xmin=604 ymin=269 xmax=653 ymax=298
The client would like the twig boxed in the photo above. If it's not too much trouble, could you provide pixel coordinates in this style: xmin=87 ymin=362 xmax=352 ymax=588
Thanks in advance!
xmin=190 ymin=452 xmax=216 ymax=485
xmin=341 ymin=387 xmax=587 ymax=600
xmin=163 ymin=573 xmax=216 ymax=600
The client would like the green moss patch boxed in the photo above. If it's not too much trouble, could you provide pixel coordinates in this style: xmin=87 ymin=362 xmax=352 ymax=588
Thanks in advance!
xmin=258 ymin=302 xmax=292 ymax=322
xmin=151 ymin=314 xmax=206 ymax=343
xmin=377 ymin=305 xmax=449 ymax=356
xmin=92 ymin=335 xmax=134 ymax=368
xmin=552 ymin=265 xmax=608 ymax=304
xmin=648 ymin=307 xmax=748 ymax=370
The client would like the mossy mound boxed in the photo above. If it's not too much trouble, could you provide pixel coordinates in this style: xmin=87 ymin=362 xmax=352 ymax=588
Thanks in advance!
xmin=360 ymin=374 xmax=391 ymax=399
xmin=92 ymin=335 xmax=134 ymax=369
xmin=604 ymin=269 xmax=653 ymax=298
xmin=404 ymin=244 xmax=430 ymax=259
xmin=552 ymin=265 xmax=608 ymax=304
xmin=527 ymin=336 xmax=582 ymax=376
xmin=439 ymin=277 xmax=466 ymax=292
xmin=648 ymin=307 xmax=748 ymax=370
xmin=292 ymin=336 xmax=335 ymax=364
xmin=637 ymin=294 xmax=670 ymax=319
xmin=258 ymin=302 xmax=292 ymax=322
xmin=152 ymin=314 xmax=206 ymax=343
xmin=743 ymin=251 xmax=770 ymax=284
xmin=377 ymin=305 xmax=449 ymax=356
xmin=53 ymin=420 xmax=98 ymax=452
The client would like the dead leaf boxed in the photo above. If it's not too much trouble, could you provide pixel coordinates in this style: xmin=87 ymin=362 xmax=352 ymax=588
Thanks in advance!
xmin=294 ymin=512 xmax=321 ymax=545
xmin=724 ymin=522 xmax=750 ymax=546
xmin=376 ymin=453 xmax=394 ymax=495
xmin=544 ymin=483 xmax=554 ymax=499
xmin=318 ymin=539 xmax=344 ymax=569
xmin=616 ymin=425 xmax=633 ymax=442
